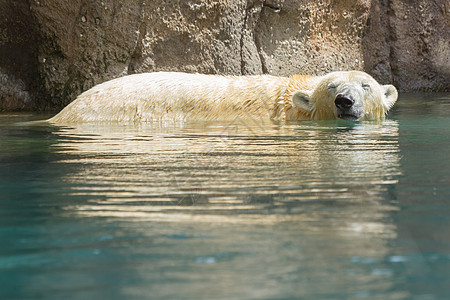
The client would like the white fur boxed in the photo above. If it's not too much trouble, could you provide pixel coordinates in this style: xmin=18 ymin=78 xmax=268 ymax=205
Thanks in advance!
xmin=48 ymin=71 xmax=397 ymax=123
xmin=49 ymin=72 xmax=289 ymax=123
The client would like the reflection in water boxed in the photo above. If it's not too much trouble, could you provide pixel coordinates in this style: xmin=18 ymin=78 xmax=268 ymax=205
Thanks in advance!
xmin=52 ymin=120 xmax=400 ymax=234
xmin=38 ymin=120 xmax=402 ymax=297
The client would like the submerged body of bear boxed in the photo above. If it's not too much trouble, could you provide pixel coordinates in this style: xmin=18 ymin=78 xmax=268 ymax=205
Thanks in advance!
xmin=48 ymin=71 xmax=398 ymax=123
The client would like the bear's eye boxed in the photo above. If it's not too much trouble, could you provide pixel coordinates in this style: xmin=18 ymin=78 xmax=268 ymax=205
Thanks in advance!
xmin=327 ymin=83 xmax=336 ymax=90
xmin=362 ymin=83 xmax=371 ymax=91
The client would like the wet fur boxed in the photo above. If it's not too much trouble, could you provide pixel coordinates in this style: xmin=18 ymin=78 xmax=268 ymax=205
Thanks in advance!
xmin=48 ymin=71 xmax=397 ymax=123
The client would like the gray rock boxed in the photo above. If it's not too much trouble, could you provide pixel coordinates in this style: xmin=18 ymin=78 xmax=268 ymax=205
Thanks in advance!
xmin=0 ymin=0 xmax=448 ymax=111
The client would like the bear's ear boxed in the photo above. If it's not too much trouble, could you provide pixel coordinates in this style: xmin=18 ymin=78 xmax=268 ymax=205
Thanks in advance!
xmin=292 ymin=91 xmax=313 ymax=112
xmin=383 ymin=84 xmax=398 ymax=110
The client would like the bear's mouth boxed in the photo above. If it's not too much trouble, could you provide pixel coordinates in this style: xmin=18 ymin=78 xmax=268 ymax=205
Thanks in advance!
xmin=337 ymin=113 xmax=360 ymax=121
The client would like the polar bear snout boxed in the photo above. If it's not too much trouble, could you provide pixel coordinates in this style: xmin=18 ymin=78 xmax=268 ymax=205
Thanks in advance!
xmin=335 ymin=94 xmax=355 ymax=110
xmin=334 ymin=93 xmax=364 ymax=121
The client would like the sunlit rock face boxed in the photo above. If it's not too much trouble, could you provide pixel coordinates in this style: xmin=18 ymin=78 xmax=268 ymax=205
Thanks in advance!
xmin=0 ymin=0 xmax=448 ymax=111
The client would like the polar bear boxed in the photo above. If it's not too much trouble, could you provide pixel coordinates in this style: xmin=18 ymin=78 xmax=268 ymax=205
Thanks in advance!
xmin=48 ymin=71 xmax=397 ymax=123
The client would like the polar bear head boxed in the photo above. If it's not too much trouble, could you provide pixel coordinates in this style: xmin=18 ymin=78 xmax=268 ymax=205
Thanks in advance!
xmin=291 ymin=71 xmax=398 ymax=120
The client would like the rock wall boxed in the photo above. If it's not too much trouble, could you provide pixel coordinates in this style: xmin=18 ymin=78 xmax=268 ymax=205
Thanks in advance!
xmin=0 ymin=0 xmax=449 ymax=111
xmin=0 ymin=0 xmax=38 ymax=110
xmin=362 ymin=0 xmax=450 ymax=91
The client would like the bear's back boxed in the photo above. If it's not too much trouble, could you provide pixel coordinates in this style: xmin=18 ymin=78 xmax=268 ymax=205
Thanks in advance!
xmin=49 ymin=72 xmax=289 ymax=123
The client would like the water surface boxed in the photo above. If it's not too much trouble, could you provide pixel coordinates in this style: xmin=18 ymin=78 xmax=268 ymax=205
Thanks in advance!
xmin=1 ymin=93 xmax=450 ymax=299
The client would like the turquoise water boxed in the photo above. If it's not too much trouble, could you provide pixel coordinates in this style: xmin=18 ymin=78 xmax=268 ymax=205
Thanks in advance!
xmin=1 ymin=93 xmax=450 ymax=299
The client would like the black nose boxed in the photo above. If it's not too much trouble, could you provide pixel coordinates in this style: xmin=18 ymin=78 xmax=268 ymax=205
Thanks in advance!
xmin=335 ymin=94 xmax=355 ymax=110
